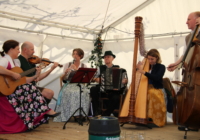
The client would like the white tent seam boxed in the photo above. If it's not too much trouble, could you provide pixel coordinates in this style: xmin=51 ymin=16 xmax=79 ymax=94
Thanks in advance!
xmin=0 ymin=12 xmax=99 ymax=34
xmin=0 ymin=25 xmax=93 ymax=42
xmin=102 ymin=0 xmax=155 ymax=32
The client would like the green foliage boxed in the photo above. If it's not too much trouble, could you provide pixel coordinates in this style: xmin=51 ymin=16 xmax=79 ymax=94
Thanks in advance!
xmin=88 ymin=36 xmax=103 ymax=68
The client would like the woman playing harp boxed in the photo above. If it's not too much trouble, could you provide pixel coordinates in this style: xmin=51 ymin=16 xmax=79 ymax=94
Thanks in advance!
xmin=137 ymin=49 xmax=166 ymax=127
xmin=118 ymin=17 xmax=166 ymax=127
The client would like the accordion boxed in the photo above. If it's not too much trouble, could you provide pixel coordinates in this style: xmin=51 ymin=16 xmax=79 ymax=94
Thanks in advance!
xmin=101 ymin=68 xmax=127 ymax=91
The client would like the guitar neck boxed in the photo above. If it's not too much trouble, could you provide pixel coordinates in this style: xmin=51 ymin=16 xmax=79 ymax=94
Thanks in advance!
xmin=20 ymin=67 xmax=36 ymax=77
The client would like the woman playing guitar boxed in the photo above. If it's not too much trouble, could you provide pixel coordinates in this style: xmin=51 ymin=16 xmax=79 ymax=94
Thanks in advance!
xmin=0 ymin=40 xmax=60 ymax=134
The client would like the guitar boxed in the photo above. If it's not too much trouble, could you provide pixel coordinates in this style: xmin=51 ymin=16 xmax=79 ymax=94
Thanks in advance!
xmin=0 ymin=67 xmax=36 ymax=96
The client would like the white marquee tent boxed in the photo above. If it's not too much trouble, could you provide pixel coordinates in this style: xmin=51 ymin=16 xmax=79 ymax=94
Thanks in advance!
xmin=0 ymin=0 xmax=199 ymax=121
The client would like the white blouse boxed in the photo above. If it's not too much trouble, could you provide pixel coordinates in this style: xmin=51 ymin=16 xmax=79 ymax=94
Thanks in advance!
xmin=0 ymin=54 xmax=20 ymax=68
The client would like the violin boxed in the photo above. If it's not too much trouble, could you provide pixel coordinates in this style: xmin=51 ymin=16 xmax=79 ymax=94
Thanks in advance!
xmin=28 ymin=55 xmax=63 ymax=68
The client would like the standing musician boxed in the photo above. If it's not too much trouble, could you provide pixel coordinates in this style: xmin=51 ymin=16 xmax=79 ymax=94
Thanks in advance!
xmin=167 ymin=11 xmax=200 ymax=71
xmin=0 ymin=40 xmax=60 ymax=134
xmin=90 ymin=50 xmax=128 ymax=117
xmin=137 ymin=49 xmax=166 ymax=127
xmin=167 ymin=11 xmax=200 ymax=131
xmin=15 ymin=41 xmax=59 ymax=105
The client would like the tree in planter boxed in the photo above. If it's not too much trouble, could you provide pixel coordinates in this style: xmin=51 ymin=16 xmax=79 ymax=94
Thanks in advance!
xmin=88 ymin=35 xmax=103 ymax=68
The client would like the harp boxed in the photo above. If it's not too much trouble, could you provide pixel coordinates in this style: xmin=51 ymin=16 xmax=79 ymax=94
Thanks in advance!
xmin=118 ymin=16 xmax=149 ymax=125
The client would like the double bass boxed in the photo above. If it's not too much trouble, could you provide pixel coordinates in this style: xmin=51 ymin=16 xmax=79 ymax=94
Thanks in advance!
xmin=119 ymin=16 xmax=150 ymax=125
xmin=172 ymin=25 xmax=200 ymax=139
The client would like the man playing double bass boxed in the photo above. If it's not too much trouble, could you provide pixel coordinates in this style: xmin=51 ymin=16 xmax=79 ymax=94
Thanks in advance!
xmin=167 ymin=11 xmax=200 ymax=131
xmin=168 ymin=11 xmax=200 ymax=71
xmin=15 ymin=41 xmax=59 ymax=105
xmin=90 ymin=51 xmax=128 ymax=117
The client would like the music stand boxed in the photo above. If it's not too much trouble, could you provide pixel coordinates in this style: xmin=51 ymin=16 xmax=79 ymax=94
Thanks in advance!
xmin=63 ymin=68 xmax=97 ymax=129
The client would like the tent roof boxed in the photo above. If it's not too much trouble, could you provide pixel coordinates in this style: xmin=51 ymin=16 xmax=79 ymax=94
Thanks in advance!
xmin=0 ymin=0 xmax=199 ymax=40
xmin=0 ymin=0 xmax=151 ymax=37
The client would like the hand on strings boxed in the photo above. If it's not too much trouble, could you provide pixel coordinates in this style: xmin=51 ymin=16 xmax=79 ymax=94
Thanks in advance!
xmin=136 ymin=61 xmax=145 ymax=74
xmin=12 ymin=72 xmax=21 ymax=80
xmin=196 ymin=17 xmax=200 ymax=25
xmin=137 ymin=61 xmax=143 ymax=70
xmin=167 ymin=63 xmax=177 ymax=72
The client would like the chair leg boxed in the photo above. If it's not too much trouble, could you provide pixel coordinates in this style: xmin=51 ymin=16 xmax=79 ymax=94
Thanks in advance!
xmin=90 ymin=103 xmax=93 ymax=116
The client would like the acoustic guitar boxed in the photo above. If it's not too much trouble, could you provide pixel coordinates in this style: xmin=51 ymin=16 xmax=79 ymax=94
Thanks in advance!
xmin=0 ymin=67 xmax=36 ymax=96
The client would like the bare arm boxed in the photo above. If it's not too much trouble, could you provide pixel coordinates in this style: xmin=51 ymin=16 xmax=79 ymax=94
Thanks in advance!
xmin=167 ymin=55 xmax=183 ymax=72
xmin=167 ymin=17 xmax=200 ymax=72
xmin=0 ymin=66 xmax=21 ymax=80
xmin=37 ymin=62 xmax=58 ymax=81
xmin=93 ymin=77 xmax=100 ymax=83
xmin=26 ymin=67 xmax=41 ymax=83
xmin=0 ymin=65 xmax=42 ymax=84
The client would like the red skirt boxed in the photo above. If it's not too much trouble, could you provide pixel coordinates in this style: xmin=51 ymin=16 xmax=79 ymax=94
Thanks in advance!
xmin=0 ymin=96 xmax=27 ymax=134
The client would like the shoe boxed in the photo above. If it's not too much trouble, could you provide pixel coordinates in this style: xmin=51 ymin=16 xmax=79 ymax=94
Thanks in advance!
xmin=178 ymin=126 xmax=187 ymax=131
xmin=189 ymin=128 xmax=199 ymax=132
xmin=136 ymin=123 xmax=152 ymax=129
xmin=44 ymin=120 xmax=49 ymax=124
xmin=178 ymin=126 xmax=198 ymax=132
xmin=46 ymin=112 xmax=61 ymax=118
xmin=74 ymin=116 xmax=86 ymax=122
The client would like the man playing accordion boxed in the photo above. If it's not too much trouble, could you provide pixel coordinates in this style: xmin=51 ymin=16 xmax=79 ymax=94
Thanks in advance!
xmin=90 ymin=51 xmax=128 ymax=117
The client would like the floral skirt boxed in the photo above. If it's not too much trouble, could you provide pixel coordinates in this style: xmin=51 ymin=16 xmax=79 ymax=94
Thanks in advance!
xmin=147 ymin=84 xmax=166 ymax=127
xmin=54 ymin=83 xmax=90 ymax=122
xmin=6 ymin=83 xmax=50 ymax=130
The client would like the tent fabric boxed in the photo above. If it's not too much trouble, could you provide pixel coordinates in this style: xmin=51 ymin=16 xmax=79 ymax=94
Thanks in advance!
xmin=105 ymin=0 xmax=199 ymax=39
xmin=0 ymin=0 xmax=198 ymax=122
xmin=0 ymin=0 xmax=147 ymax=39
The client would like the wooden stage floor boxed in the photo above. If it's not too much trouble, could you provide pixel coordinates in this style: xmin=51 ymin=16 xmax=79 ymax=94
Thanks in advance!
xmin=0 ymin=118 xmax=199 ymax=140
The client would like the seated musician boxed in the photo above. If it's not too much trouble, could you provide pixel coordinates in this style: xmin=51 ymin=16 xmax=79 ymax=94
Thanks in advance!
xmin=137 ymin=49 xmax=166 ymax=127
xmin=53 ymin=48 xmax=90 ymax=122
xmin=90 ymin=51 xmax=128 ymax=117
xmin=0 ymin=40 xmax=60 ymax=134
xmin=15 ymin=41 xmax=59 ymax=105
